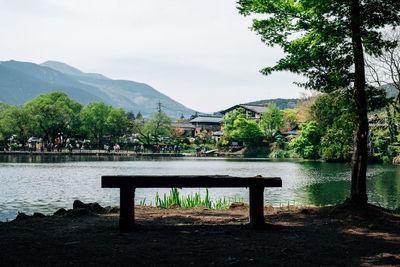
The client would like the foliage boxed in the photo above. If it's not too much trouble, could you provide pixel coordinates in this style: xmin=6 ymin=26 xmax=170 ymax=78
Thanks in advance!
xmin=245 ymin=98 xmax=298 ymax=109
xmin=126 ymin=111 xmax=136 ymax=121
xmin=231 ymin=118 xmax=263 ymax=145
xmin=260 ymin=103 xmax=283 ymax=139
xmin=295 ymin=93 xmax=319 ymax=123
xmin=291 ymin=122 xmax=321 ymax=159
xmin=223 ymin=107 xmax=263 ymax=145
xmin=134 ymin=111 xmax=173 ymax=146
xmin=80 ymin=102 xmax=112 ymax=146
xmin=24 ymin=92 xmax=83 ymax=142
xmin=319 ymin=120 xmax=354 ymax=161
xmin=281 ymin=108 xmax=299 ymax=132
xmin=268 ymin=149 xmax=295 ymax=159
xmin=371 ymin=128 xmax=392 ymax=162
xmin=238 ymin=0 xmax=400 ymax=204
xmin=237 ymin=0 xmax=400 ymax=92
xmin=106 ymin=107 xmax=128 ymax=142
xmin=308 ymin=93 xmax=356 ymax=161
xmin=0 ymin=105 xmax=30 ymax=143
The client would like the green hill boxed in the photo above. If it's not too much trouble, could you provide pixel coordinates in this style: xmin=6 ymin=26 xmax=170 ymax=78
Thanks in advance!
xmin=245 ymin=98 xmax=298 ymax=109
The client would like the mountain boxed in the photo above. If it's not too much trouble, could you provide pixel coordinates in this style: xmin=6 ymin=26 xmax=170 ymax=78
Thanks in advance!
xmin=245 ymin=98 xmax=298 ymax=109
xmin=0 ymin=60 xmax=197 ymax=118
xmin=41 ymin=61 xmax=110 ymax=80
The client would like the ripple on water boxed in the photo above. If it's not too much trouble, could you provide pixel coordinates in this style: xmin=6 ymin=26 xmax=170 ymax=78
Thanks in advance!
xmin=0 ymin=156 xmax=399 ymax=221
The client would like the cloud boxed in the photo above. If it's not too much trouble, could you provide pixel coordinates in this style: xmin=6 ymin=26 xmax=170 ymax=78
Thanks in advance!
xmin=0 ymin=0 xmax=306 ymax=112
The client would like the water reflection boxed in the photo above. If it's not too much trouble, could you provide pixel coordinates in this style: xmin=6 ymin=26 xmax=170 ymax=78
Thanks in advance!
xmin=0 ymin=155 xmax=399 ymax=221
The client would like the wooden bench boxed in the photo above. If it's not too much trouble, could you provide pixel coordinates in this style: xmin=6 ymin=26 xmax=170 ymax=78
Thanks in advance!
xmin=101 ymin=175 xmax=282 ymax=230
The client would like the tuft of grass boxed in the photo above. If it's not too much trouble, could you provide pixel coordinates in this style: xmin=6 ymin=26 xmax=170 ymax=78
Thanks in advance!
xmin=139 ymin=198 xmax=147 ymax=206
xmin=154 ymin=188 xmax=244 ymax=209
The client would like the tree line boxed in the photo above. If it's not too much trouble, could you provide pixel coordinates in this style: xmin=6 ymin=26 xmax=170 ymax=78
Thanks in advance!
xmin=0 ymin=91 xmax=173 ymax=149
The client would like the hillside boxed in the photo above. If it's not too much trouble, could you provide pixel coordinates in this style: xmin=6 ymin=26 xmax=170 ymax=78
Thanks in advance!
xmin=245 ymin=98 xmax=298 ymax=109
xmin=0 ymin=60 xmax=197 ymax=118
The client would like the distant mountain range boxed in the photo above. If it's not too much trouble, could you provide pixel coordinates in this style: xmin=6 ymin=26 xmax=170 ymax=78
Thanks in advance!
xmin=0 ymin=60 xmax=197 ymax=118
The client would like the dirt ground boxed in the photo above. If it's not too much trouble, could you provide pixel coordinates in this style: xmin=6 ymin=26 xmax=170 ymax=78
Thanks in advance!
xmin=1 ymin=203 xmax=400 ymax=266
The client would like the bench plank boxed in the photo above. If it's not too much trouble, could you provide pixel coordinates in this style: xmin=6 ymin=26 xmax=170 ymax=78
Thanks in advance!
xmin=102 ymin=175 xmax=282 ymax=188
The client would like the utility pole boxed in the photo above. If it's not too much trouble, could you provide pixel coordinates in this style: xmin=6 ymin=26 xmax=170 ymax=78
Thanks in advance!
xmin=157 ymin=101 xmax=162 ymax=113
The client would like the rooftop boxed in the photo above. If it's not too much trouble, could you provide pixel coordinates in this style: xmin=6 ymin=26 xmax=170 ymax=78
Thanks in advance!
xmin=190 ymin=116 xmax=223 ymax=124
xmin=220 ymin=104 xmax=268 ymax=115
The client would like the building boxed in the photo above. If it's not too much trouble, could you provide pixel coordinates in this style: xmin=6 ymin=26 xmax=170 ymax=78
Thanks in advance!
xmin=189 ymin=116 xmax=223 ymax=134
xmin=171 ymin=120 xmax=196 ymax=137
xmin=220 ymin=104 xmax=268 ymax=121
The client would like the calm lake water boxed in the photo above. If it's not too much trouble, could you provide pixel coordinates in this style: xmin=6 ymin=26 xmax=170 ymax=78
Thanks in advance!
xmin=1 ymin=155 xmax=399 ymax=221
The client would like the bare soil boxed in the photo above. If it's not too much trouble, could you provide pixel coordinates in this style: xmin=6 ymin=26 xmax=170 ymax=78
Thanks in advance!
xmin=1 ymin=203 xmax=400 ymax=266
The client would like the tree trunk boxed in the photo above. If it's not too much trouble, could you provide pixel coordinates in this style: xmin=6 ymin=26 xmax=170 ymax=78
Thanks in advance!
xmin=350 ymin=0 xmax=368 ymax=205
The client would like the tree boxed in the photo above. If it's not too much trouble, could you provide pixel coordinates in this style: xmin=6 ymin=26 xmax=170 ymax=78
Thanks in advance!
xmin=260 ymin=103 xmax=283 ymax=139
xmin=281 ymin=108 xmax=299 ymax=132
xmin=291 ymin=121 xmax=321 ymax=159
xmin=237 ymin=0 xmax=400 ymax=205
xmin=24 ymin=92 xmax=83 ymax=142
xmin=126 ymin=111 xmax=136 ymax=121
xmin=0 ymin=105 xmax=30 ymax=145
xmin=365 ymin=31 xmax=400 ymax=146
xmin=223 ymin=108 xmax=263 ymax=145
xmin=0 ymin=102 xmax=9 ymax=114
xmin=136 ymin=112 xmax=143 ymax=121
xmin=310 ymin=93 xmax=356 ymax=161
xmin=231 ymin=118 xmax=263 ymax=145
xmin=107 ymin=107 xmax=128 ymax=143
xmin=80 ymin=102 xmax=111 ymax=147
xmin=134 ymin=111 xmax=172 ymax=146
xmin=171 ymin=127 xmax=185 ymax=143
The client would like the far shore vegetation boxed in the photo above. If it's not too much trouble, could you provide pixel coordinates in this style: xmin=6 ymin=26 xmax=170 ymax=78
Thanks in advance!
xmin=1 ymin=88 xmax=400 ymax=165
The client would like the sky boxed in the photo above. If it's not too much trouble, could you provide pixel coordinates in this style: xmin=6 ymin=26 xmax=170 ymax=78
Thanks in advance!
xmin=0 ymin=0 xmax=306 ymax=113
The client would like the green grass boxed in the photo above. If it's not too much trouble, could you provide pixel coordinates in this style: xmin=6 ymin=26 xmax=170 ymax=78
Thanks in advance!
xmin=143 ymin=188 xmax=244 ymax=209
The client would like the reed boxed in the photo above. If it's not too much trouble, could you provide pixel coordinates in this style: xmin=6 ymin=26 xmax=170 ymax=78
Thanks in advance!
xmin=149 ymin=188 xmax=244 ymax=209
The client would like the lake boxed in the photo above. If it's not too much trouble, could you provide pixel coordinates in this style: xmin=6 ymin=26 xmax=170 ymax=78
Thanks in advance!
xmin=0 ymin=155 xmax=399 ymax=221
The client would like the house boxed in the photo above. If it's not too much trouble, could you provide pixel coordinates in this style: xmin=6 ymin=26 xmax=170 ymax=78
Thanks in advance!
xmin=189 ymin=116 xmax=223 ymax=134
xmin=220 ymin=104 xmax=268 ymax=121
xmin=282 ymin=125 xmax=299 ymax=140
xmin=172 ymin=120 xmax=196 ymax=137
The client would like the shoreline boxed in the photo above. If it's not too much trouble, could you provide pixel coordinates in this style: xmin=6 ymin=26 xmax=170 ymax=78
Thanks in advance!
xmin=0 ymin=150 xmax=255 ymax=158
xmin=0 ymin=150 xmax=191 ymax=157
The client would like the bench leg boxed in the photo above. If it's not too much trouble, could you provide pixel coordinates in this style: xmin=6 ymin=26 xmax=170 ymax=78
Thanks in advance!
xmin=119 ymin=187 xmax=135 ymax=231
xmin=249 ymin=186 xmax=264 ymax=228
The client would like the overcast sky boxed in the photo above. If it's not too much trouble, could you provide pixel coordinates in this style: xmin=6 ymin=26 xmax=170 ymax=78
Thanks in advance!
xmin=0 ymin=0 xmax=306 ymax=113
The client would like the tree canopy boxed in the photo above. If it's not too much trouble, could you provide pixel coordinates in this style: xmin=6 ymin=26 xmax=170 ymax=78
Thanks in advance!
xmin=237 ymin=0 xmax=400 ymax=205
xmin=134 ymin=111 xmax=173 ymax=146
xmin=24 ymin=92 xmax=83 ymax=142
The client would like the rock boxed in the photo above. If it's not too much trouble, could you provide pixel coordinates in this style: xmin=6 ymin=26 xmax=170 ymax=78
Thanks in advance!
xmin=14 ymin=212 xmax=30 ymax=221
xmin=229 ymin=202 xmax=249 ymax=209
xmin=66 ymin=208 xmax=94 ymax=218
xmin=106 ymin=206 xmax=120 ymax=214
xmin=88 ymin=203 xmax=106 ymax=214
xmin=73 ymin=200 xmax=106 ymax=214
xmin=73 ymin=200 xmax=88 ymax=210
xmin=54 ymin=208 xmax=67 ymax=216
xmin=368 ymin=224 xmax=378 ymax=230
xmin=33 ymin=212 xmax=46 ymax=218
